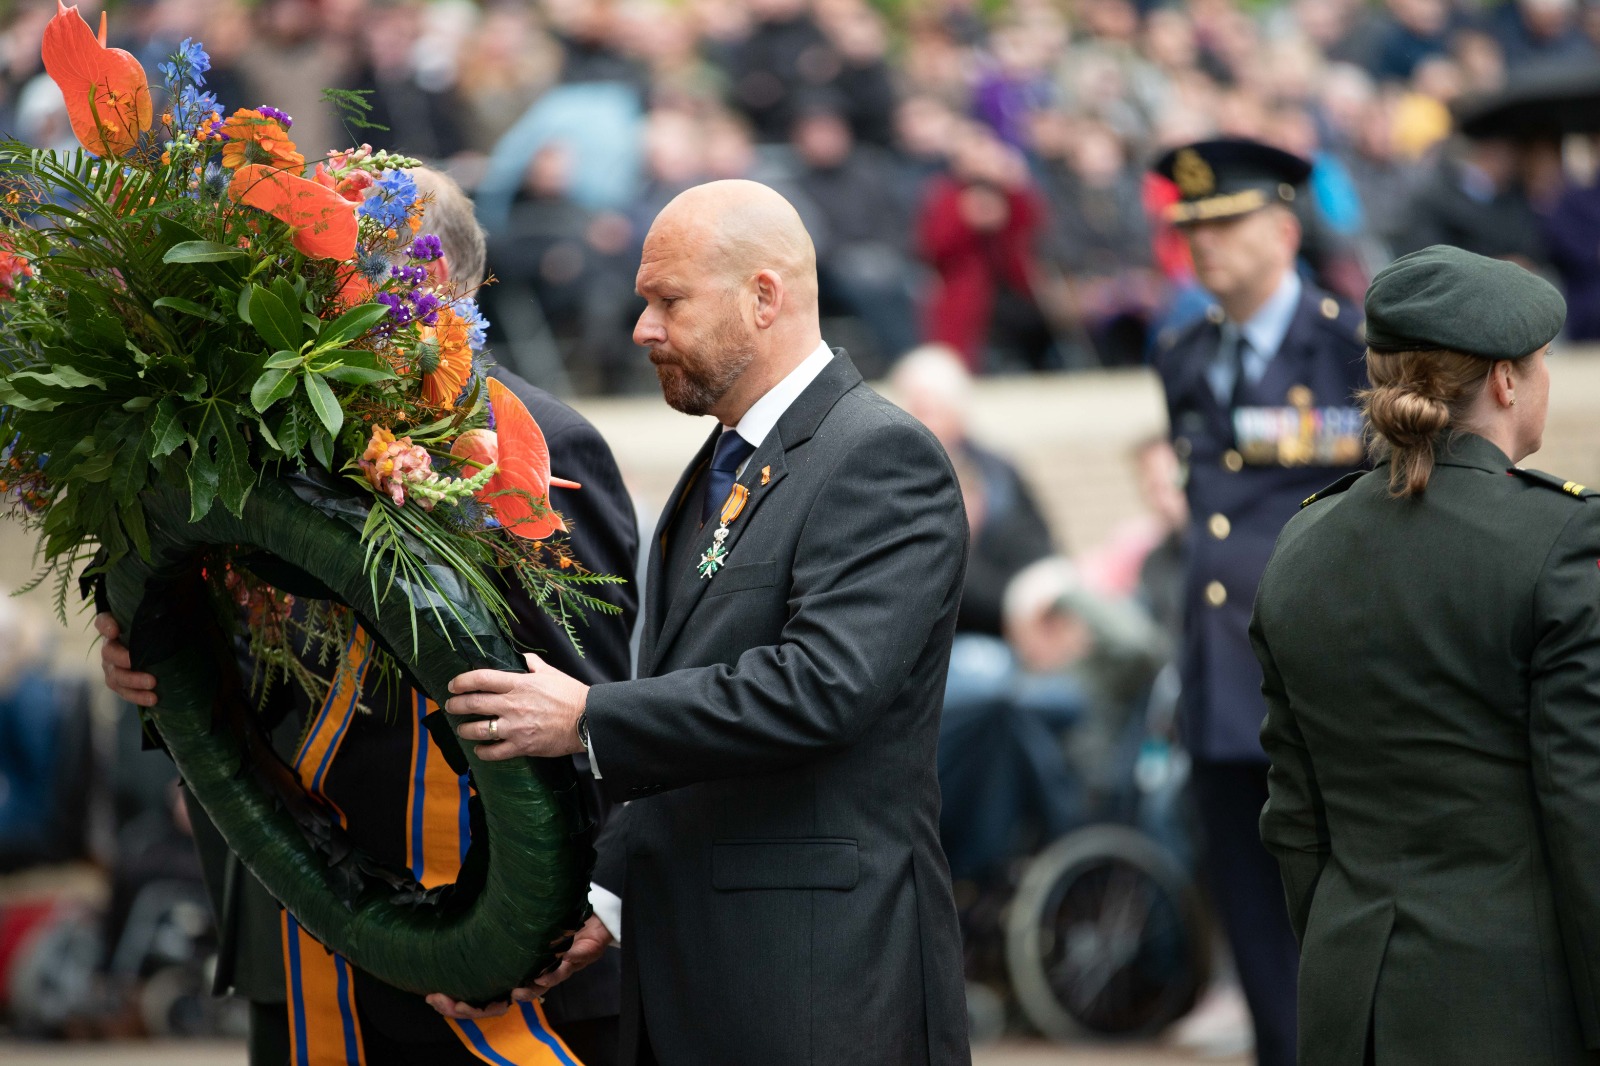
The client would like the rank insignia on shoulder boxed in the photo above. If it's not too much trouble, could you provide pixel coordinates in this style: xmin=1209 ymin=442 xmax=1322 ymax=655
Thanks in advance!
xmin=1510 ymin=467 xmax=1599 ymax=498
xmin=1301 ymin=471 xmax=1364 ymax=508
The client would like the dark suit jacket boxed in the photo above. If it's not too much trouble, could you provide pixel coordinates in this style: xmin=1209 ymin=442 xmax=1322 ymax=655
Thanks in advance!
xmin=190 ymin=370 xmax=637 ymax=1034
xmin=1253 ymin=433 xmax=1600 ymax=1065
xmin=1154 ymin=284 xmax=1367 ymax=762
xmin=584 ymin=352 xmax=972 ymax=1066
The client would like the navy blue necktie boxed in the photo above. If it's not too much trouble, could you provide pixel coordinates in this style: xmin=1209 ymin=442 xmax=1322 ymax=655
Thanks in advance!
xmin=702 ymin=430 xmax=755 ymax=524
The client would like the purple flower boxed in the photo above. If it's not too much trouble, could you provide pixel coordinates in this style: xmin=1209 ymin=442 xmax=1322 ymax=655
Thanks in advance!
xmin=408 ymin=234 xmax=444 ymax=261
xmin=257 ymin=105 xmax=293 ymax=130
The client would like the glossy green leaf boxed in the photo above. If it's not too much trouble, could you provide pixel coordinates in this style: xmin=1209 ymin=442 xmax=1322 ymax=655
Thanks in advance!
xmin=303 ymin=372 xmax=343 ymax=436
xmin=250 ymin=367 xmax=298 ymax=412
xmin=153 ymin=296 xmax=222 ymax=323
xmin=248 ymin=285 xmax=301 ymax=354
xmin=162 ymin=240 xmax=248 ymax=264
xmin=318 ymin=303 xmax=389 ymax=349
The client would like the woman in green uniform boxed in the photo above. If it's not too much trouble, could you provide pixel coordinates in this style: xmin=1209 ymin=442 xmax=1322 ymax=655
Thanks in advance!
xmin=1252 ymin=244 xmax=1600 ymax=1065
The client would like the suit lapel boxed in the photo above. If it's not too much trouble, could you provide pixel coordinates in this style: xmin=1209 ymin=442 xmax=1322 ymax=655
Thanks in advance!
xmin=640 ymin=426 xmax=719 ymax=674
xmin=648 ymin=351 xmax=863 ymax=670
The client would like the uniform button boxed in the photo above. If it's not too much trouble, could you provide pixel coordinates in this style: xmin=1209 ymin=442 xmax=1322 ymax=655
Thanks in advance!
xmin=1223 ymin=450 xmax=1244 ymax=472
xmin=1205 ymin=581 xmax=1227 ymax=607
xmin=1208 ymin=513 xmax=1231 ymax=539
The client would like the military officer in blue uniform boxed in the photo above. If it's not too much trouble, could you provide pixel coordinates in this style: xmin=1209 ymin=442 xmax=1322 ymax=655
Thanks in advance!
xmin=1149 ymin=138 xmax=1368 ymax=1066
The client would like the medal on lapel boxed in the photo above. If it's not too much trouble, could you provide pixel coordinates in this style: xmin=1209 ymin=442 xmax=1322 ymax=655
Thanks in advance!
xmin=698 ymin=483 xmax=750 ymax=579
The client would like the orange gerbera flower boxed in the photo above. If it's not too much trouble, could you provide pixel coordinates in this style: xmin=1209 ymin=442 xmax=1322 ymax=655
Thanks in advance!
xmin=418 ymin=307 xmax=472 ymax=408
xmin=219 ymin=108 xmax=305 ymax=172
xmin=227 ymin=163 xmax=358 ymax=260
xmin=41 ymin=1 xmax=152 ymax=157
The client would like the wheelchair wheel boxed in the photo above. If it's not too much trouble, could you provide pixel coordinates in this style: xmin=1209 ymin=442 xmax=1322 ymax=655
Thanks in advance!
xmin=1005 ymin=824 xmax=1210 ymax=1039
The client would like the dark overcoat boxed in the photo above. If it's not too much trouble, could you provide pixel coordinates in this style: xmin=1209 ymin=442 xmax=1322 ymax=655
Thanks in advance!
xmin=1154 ymin=284 xmax=1367 ymax=762
xmin=584 ymin=351 xmax=972 ymax=1066
xmin=1252 ymin=432 xmax=1600 ymax=1065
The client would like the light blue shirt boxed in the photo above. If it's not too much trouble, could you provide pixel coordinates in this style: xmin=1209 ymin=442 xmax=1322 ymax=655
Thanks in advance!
xmin=1208 ymin=271 xmax=1302 ymax=404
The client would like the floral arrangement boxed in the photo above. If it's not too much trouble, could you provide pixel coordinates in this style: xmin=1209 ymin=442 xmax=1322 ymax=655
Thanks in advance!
xmin=0 ymin=3 xmax=618 ymax=695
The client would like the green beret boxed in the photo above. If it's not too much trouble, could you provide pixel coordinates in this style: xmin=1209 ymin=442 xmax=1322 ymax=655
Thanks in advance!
xmin=1364 ymin=244 xmax=1565 ymax=360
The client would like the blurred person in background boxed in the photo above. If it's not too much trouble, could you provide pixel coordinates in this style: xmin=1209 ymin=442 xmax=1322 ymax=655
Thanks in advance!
xmin=1487 ymin=0 xmax=1596 ymax=68
xmin=891 ymin=345 xmax=1055 ymax=638
xmin=1544 ymin=177 xmax=1600 ymax=340
xmin=454 ymin=3 xmax=562 ymax=153
xmin=1150 ymin=137 xmax=1369 ymax=1066
xmin=812 ymin=0 xmax=898 ymax=149
xmin=790 ymin=94 xmax=918 ymax=373
xmin=488 ymin=141 xmax=639 ymax=395
xmin=723 ymin=0 xmax=838 ymax=142
xmin=1369 ymin=0 xmax=1460 ymax=82
xmin=1078 ymin=435 xmax=1189 ymax=645
xmin=231 ymin=0 xmax=356 ymax=167
xmin=344 ymin=0 xmax=468 ymax=162
xmin=1036 ymin=114 xmax=1162 ymax=366
xmin=1394 ymin=133 xmax=1546 ymax=263
xmin=917 ymin=120 xmax=1054 ymax=372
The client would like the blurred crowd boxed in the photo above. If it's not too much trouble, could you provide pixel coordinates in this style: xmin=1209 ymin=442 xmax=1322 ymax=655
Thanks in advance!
xmin=4 ymin=0 xmax=1600 ymax=392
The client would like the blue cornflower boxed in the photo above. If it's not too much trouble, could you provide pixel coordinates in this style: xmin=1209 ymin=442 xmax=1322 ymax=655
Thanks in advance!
xmin=158 ymin=37 xmax=210 ymax=89
xmin=171 ymin=83 xmax=220 ymax=132
xmin=359 ymin=170 xmax=419 ymax=231
xmin=408 ymin=234 xmax=444 ymax=261
xmin=451 ymin=297 xmax=489 ymax=350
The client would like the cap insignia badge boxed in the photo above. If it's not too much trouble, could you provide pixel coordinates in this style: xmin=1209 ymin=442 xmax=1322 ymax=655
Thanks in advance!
xmin=1173 ymin=148 xmax=1215 ymax=198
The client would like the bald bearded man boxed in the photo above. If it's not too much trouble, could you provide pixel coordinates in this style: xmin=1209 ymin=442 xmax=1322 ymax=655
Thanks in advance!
xmin=430 ymin=181 xmax=973 ymax=1064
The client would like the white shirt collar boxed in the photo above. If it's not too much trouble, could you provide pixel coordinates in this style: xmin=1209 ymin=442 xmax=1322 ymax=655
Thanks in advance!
xmin=727 ymin=340 xmax=834 ymax=448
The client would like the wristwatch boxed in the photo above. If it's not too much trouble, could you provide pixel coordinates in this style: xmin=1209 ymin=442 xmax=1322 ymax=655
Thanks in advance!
xmin=576 ymin=711 xmax=591 ymax=751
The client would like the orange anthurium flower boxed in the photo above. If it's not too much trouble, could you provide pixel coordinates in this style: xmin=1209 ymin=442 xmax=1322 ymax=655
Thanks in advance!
xmin=227 ymin=163 xmax=358 ymax=261
xmin=41 ymin=1 xmax=152 ymax=157
xmin=483 ymin=377 xmax=567 ymax=540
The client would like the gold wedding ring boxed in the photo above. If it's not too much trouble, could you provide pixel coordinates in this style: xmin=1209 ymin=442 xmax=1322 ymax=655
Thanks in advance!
xmin=488 ymin=718 xmax=499 ymax=740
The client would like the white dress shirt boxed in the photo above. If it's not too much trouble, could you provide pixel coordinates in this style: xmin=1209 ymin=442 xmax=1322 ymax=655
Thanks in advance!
xmin=585 ymin=340 xmax=834 ymax=943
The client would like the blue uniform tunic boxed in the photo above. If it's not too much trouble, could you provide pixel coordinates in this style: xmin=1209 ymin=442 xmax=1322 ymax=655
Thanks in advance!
xmin=1155 ymin=282 xmax=1368 ymax=763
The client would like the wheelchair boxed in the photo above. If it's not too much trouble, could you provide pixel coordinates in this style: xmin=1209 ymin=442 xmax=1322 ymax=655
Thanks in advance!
xmin=938 ymin=639 xmax=1210 ymax=1042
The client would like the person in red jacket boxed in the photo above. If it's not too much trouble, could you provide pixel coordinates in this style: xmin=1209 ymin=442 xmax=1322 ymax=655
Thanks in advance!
xmin=917 ymin=120 xmax=1052 ymax=372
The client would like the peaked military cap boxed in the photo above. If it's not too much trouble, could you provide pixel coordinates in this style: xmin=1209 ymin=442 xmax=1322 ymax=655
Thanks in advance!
xmin=1364 ymin=244 xmax=1566 ymax=360
xmin=1152 ymin=138 xmax=1312 ymax=225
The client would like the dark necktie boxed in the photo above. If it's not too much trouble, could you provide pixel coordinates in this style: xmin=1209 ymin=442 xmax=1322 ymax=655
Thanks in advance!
xmin=702 ymin=430 xmax=755 ymax=524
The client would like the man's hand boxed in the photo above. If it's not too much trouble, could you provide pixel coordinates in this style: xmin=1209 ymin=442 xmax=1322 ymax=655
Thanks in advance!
xmin=95 ymin=612 xmax=158 ymax=707
xmin=425 ymin=914 xmax=614 ymax=1018
xmin=528 ymin=914 xmax=613 ymax=994
xmin=444 ymin=653 xmax=589 ymax=760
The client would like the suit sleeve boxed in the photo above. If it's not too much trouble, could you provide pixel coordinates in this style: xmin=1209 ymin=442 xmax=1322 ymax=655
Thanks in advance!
xmin=501 ymin=418 xmax=639 ymax=687
xmin=1251 ymin=597 xmax=1329 ymax=946
xmin=584 ymin=420 xmax=967 ymax=797
xmin=1528 ymin=504 xmax=1600 ymax=1049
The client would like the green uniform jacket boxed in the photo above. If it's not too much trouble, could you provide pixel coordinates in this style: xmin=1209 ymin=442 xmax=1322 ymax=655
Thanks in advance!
xmin=1252 ymin=431 xmax=1600 ymax=1066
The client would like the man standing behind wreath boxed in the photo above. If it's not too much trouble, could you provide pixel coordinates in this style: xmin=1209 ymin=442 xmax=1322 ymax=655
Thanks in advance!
xmin=99 ymin=169 xmax=638 ymax=1066
xmin=1148 ymin=139 xmax=1369 ymax=1066
xmin=428 ymin=180 xmax=973 ymax=1066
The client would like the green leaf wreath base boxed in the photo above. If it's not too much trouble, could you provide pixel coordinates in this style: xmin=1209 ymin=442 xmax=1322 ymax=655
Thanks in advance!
xmin=102 ymin=475 xmax=592 ymax=1004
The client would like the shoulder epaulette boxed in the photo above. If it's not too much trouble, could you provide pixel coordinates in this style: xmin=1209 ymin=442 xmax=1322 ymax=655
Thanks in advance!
xmin=1509 ymin=467 xmax=1599 ymax=499
xmin=1301 ymin=471 xmax=1364 ymax=509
